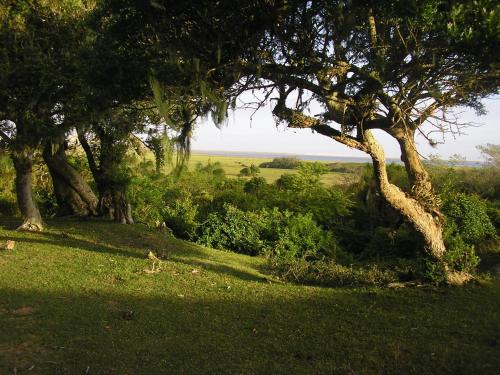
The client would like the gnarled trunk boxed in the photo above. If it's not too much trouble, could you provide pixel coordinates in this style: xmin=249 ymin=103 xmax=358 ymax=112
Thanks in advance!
xmin=364 ymin=130 xmax=471 ymax=284
xmin=43 ymin=142 xmax=98 ymax=217
xmin=11 ymin=149 xmax=43 ymax=231
xmin=364 ymin=131 xmax=446 ymax=259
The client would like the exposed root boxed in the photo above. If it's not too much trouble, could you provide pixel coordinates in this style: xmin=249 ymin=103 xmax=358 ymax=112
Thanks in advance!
xmin=16 ymin=220 xmax=44 ymax=232
xmin=446 ymin=271 xmax=473 ymax=286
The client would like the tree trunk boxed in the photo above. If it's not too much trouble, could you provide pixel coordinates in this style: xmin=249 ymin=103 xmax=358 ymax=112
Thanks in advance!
xmin=43 ymin=142 xmax=98 ymax=217
xmin=11 ymin=149 xmax=44 ymax=231
xmin=96 ymin=185 xmax=134 ymax=224
xmin=364 ymin=130 xmax=446 ymax=259
xmin=364 ymin=131 xmax=472 ymax=284
xmin=393 ymin=128 xmax=434 ymax=193
xmin=78 ymin=129 xmax=133 ymax=224
xmin=112 ymin=191 xmax=134 ymax=224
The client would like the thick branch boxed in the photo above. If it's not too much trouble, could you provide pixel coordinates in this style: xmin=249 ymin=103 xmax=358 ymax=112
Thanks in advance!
xmin=272 ymin=97 xmax=368 ymax=152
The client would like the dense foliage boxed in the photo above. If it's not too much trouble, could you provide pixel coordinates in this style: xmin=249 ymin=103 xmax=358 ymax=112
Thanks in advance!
xmin=1 ymin=144 xmax=498 ymax=285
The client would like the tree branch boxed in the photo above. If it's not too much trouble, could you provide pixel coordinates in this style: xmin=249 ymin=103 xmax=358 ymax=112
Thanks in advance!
xmin=272 ymin=94 xmax=368 ymax=152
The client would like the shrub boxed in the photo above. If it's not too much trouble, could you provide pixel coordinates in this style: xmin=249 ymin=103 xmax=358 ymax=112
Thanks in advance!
xmin=424 ymin=226 xmax=480 ymax=284
xmin=197 ymin=204 xmax=337 ymax=258
xmin=363 ymin=225 xmax=424 ymax=259
xmin=0 ymin=153 xmax=17 ymax=216
xmin=443 ymin=235 xmax=480 ymax=274
xmin=197 ymin=204 xmax=265 ymax=255
xmin=162 ymin=196 xmax=199 ymax=239
xmin=424 ymin=235 xmax=480 ymax=284
xmin=243 ymin=177 xmax=267 ymax=194
xmin=260 ymin=208 xmax=337 ymax=260
xmin=128 ymin=173 xmax=168 ymax=225
xmin=442 ymin=192 xmax=495 ymax=244
xmin=239 ymin=164 xmax=260 ymax=177
xmin=195 ymin=161 xmax=225 ymax=179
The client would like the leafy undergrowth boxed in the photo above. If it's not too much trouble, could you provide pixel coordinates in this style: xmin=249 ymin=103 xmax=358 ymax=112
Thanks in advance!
xmin=0 ymin=217 xmax=499 ymax=374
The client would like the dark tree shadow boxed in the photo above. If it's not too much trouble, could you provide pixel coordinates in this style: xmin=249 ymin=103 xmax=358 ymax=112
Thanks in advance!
xmin=1 ymin=287 xmax=500 ymax=375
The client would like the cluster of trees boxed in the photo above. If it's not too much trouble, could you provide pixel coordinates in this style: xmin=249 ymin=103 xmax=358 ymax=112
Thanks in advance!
xmin=0 ymin=0 xmax=498 ymax=283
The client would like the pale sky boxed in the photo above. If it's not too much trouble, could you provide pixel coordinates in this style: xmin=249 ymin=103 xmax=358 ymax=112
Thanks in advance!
xmin=192 ymin=97 xmax=499 ymax=161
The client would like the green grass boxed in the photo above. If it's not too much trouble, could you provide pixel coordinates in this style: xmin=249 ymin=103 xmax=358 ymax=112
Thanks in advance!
xmin=1 ymin=217 xmax=500 ymax=374
xmin=187 ymin=153 xmax=361 ymax=185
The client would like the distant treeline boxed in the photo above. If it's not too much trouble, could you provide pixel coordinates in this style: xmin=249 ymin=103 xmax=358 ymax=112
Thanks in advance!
xmin=260 ymin=157 xmax=361 ymax=174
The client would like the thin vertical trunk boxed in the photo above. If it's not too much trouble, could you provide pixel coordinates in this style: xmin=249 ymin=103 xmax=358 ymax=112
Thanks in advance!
xmin=11 ymin=149 xmax=43 ymax=231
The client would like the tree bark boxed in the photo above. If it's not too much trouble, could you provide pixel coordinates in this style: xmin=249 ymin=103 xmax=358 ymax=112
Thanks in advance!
xmin=11 ymin=149 xmax=44 ymax=231
xmin=78 ymin=129 xmax=134 ymax=224
xmin=392 ymin=128 xmax=434 ymax=192
xmin=43 ymin=142 xmax=98 ymax=217
xmin=363 ymin=130 xmax=447 ymax=259
xmin=272 ymin=100 xmax=449 ymax=260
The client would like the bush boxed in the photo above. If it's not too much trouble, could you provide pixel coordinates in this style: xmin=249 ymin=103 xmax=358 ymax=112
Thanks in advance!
xmin=442 ymin=192 xmax=495 ymax=244
xmin=424 ymin=235 xmax=480 ymax=284
xmin=443 ymin=235 xmax=480 ymax=274
xmin=197 ymin=204 xmax=337 ymax=258
xmin=162 ymin=196 xmax=199 ymax=239
xmin=243 ymin=177 xmax=267 ymax=194
xmin=239 ymin=164 xmax=260 ymax=177
xmin=195 ymin=161 xmax=225 ymax=179
xmin=0 ymin=153 xmax=17 ymax=216
xmin=363 ymin=225 xmax=424 ymax=259
xmin=260 ymin=208 xmax=337 ymax=260
xmin=128 ymin=173 xmax=168 ymax=225
xmin=197 ymin=204 xmax=265 ymax=255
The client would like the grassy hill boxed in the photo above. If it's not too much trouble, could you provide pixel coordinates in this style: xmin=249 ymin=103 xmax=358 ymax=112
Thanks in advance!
xmin=1 ymin=217 xmax=499 ymax=374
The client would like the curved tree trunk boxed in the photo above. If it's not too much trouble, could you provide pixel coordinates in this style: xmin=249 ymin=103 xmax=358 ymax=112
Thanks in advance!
xmin=43 ymin=142 xmax=98 ymax=217
xmin=272 ymin=87 xmax=468 ymax=284
xmin=364 ymin=130 xmax=470 ymax=284
xmin=394 ymin=128 xmax=434 ymax=193
xmin=11 ymin=149 xmax=43 ymax=231
xmin=364 ymin=131 xmax=446 ymax=259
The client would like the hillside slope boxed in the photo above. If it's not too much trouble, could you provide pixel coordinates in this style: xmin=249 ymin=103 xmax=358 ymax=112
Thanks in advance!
xmin=0 ymin=217 xmax=499 ymax=374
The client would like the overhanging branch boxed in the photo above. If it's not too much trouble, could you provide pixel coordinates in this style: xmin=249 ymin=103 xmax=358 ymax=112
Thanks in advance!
xmin=272 ymin=95 xmax=368 ymax=153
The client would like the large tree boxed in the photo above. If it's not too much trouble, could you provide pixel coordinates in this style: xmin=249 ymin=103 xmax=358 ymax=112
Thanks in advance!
xmin=223 ymin=0 xmax=499 ymax=282
xmin=0 ymin=1 xmax=92 ymax=229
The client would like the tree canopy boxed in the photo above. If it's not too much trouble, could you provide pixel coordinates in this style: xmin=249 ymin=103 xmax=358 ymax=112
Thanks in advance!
xmin=0 ymin=0 xmax=498 ymax=282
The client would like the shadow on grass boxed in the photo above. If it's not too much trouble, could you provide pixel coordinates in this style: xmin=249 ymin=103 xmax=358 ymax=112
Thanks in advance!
xmin=0 ymin=234 xmax=145 ymax=260
xmin=169 ymin=257 xmax=269 ymax=283
xmin=1 ymin=286 xmax=500 ymax=375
